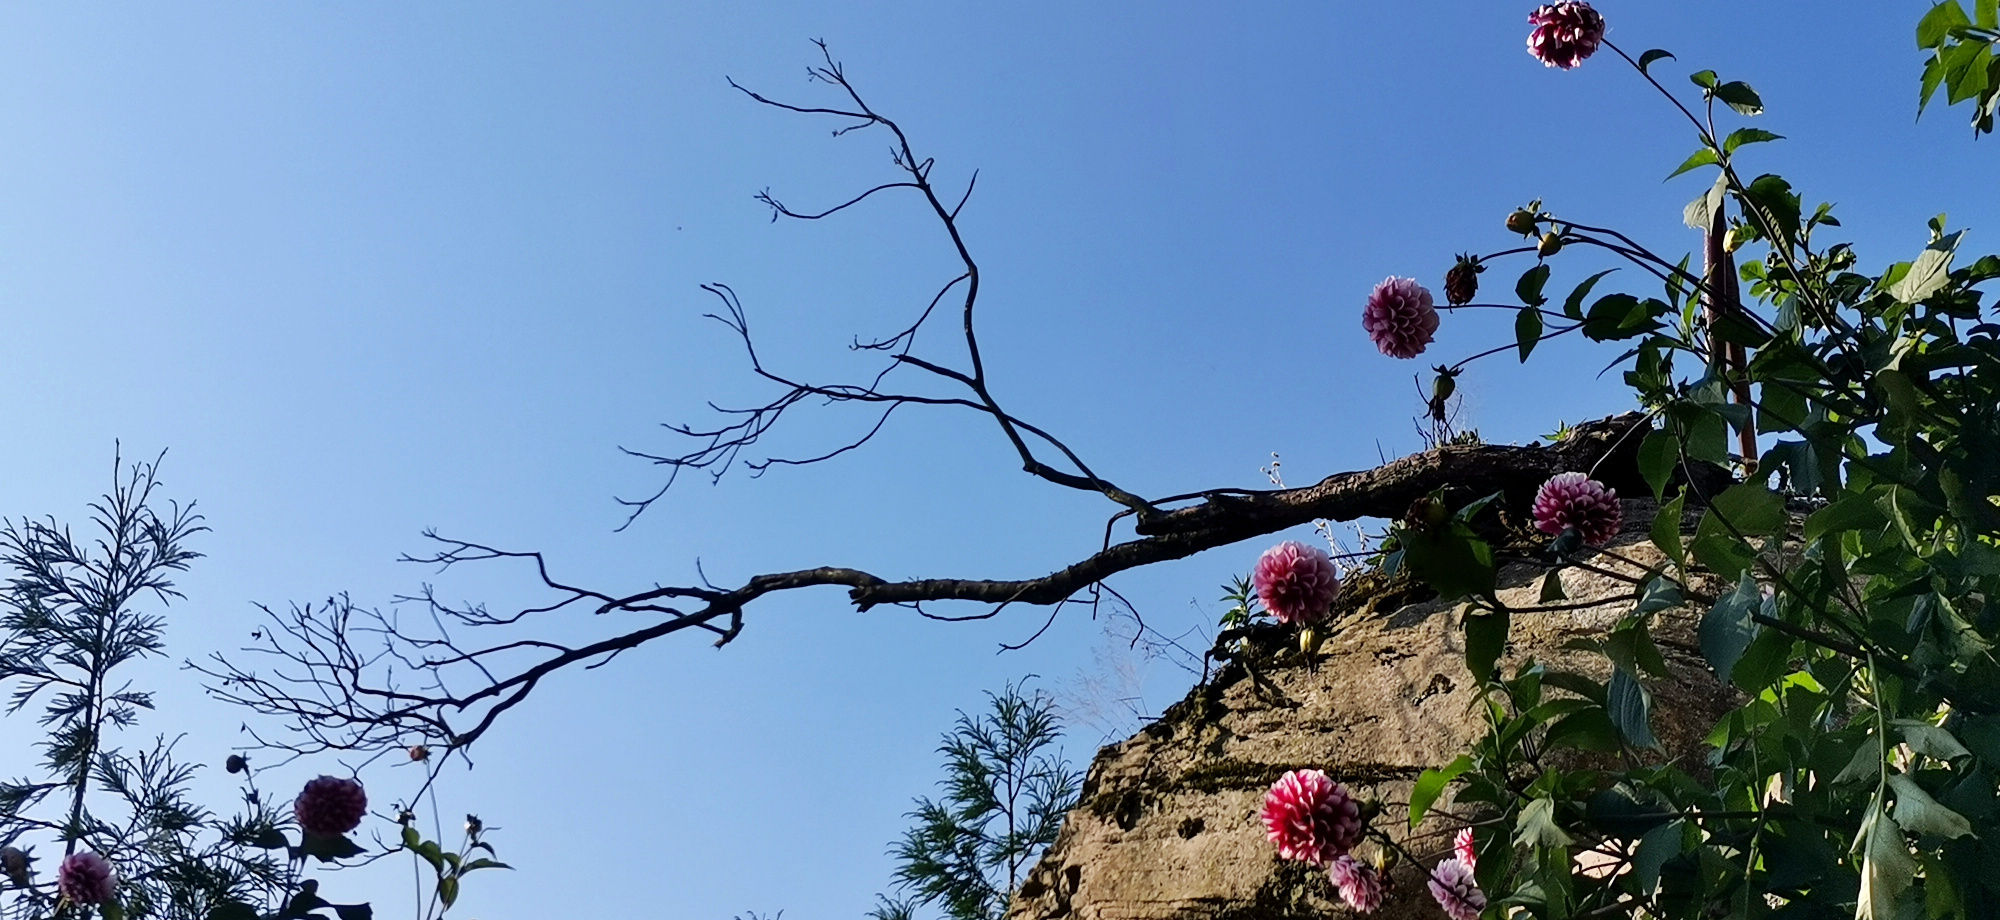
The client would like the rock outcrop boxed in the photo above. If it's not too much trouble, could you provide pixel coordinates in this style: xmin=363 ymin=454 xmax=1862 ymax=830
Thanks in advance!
xmin=1008 ymin=498 xmax=1739 ymax=920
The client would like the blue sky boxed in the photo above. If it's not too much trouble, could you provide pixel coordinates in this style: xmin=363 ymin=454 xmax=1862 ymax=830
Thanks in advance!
xmin=0 ymin=2 xmax=1987 ymax=917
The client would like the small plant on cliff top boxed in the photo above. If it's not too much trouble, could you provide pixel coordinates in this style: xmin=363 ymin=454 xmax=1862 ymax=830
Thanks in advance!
xmin=876 ymin=682 xmax=1080 ymax=920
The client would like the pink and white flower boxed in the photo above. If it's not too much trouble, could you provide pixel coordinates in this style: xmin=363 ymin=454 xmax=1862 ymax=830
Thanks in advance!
xmin=1454 ymin=827 xmax=1477 ymax=869
xmin=1260 ymin=769 xmax=1364 ymax=865
xmin=1532 ymin=472 xmax=1623 ymax=545
xmin=294 ymin=775 xmax=369 ymax=837
xmin=57 ymin=851 xmax=115 ymax=905
xmin=1253 ymin=541 xmax=1341 ymax=626
xmin=1328 ymin=855 xmax=1385 ymax=913
xmin=1362 ymin=277 xmax=1441 ymax=359
xmin=1428 ymin=857 xmax=1487 ymax=920
xmin=1526 ymin=2 xmax=1606 ymax=70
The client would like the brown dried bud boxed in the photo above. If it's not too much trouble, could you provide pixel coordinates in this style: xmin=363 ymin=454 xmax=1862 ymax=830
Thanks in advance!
xmin=408 ymin=745 xmax=430 ymax=762
xmin=397 ymin=809 xmax=416 ymax=826
xmin=1 ymin=846 xmax=29 ymax=886
xmin=1444 ymin=255 xmax=1483 ymax=306
xmin=464 ymin=814 xmax=483 ymax=836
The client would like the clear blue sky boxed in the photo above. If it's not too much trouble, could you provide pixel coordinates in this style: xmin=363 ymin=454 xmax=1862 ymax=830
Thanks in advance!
xmin=0 ymin=3 xmax=1985 ymax=917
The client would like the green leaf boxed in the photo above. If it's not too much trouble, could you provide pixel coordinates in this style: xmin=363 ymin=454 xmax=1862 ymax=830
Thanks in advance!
xmin=1638 ymin=49 xmax=1675 ymax=74
xmin=1402 ymin=522 xmax=1496 ymax=601
xmin=207 ymin=904 xmax=261 ymax=920
xmin=1805 ymin=494 xmax=1888 ymax=542
xmin=1690 ymin=69 xmax=1719 ymax=89
xmin=1921 ymin=1 xmax=1974 ymax=48
xmin=1515 ymin=306 xmax=1543 ymax=362
xmin=101 ymin=901 xmax=126 ymax=920
xmin=1897 ymin=720 xmax=1974 ymax=762
xmin=1889 ymin=773 xmax=1974 ymax=838
xmin=1742 ymin=174 xmax=1801 ymax=245
xmin=1516 ymin=263 xmax=1552 ymax=307
xmin=1515 ymin=797 xmax=1575 ymax=848
xmin=1464 ymin=607 xmax=1510 ymax=682
xmin=296 ymin=832 xmax=365 ymax=863
xmin=1980 ymin=0 xmax=1999 ymax=28
xmin=1639 ymin=429 xmax=1678 ymax=501
xmin=1699 ymin=574 xmax=1761 ymax=681
xmin=1889 ymin=229 xmax=1963 ymax=304
xmin=1607 ymin=667 xmax=1659 ymax=749
xmin=1545 ymin=708 xmax=1620 ymax=751
xmin=1714 ymin=81 xmax=1765 ymax=115
xmin=333 ymin=906 xmax=374 ymax=920
xmin=1561 ymin=269 xmax=1616 ymax=320
xmin=1724 ymin=127 xmax=1784 ymax=153
xmin=1586 ymin=787 xmax=1672 ymax=838
xmin=1684 ymin=170 xmax=1729 ymax=230
xmin=1711 ymin=482 xmax=1787 ymax=535
xmin=461 ymin=858 xmax=512 ymax=872
xmin=1691 ymin=518 xmax=1756 ymax=582
xmin=1408 ymin=755 xmax=1474 ymax=829
xmin=1666 ymin=146 xmax=1719 ymax=180
xmin=1856 ymin=804 xmax=1918 ymax=920
xmin=1631 ymin=821 xmax=1686 ymax=895
xmin=1634 ymin=576 xmax=1685 ymax=617
xmin=1538 ymin=568 xmax=1567 ymax=602
xmin=1582 ymin=293 xmax=1667 ymax=342
xmin=253 ymin=826 xmax=290 ymax=850
xmin=439 ymin=876 xmax=460 ymax=910
xmin=1651 ymin=493 xmax=1687 ymax=568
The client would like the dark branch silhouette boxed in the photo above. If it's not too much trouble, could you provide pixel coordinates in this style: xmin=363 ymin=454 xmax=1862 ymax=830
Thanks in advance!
xmin=196 ymin=42 xmax=1670 ymax=758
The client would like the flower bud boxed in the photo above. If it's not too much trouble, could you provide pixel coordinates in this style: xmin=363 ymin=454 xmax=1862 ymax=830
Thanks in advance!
xmin=225 ymin=754 xmax=248 ymax=775
xmin=464 ymin=814 xmax=483 ymax=836
xmin=1538 ymin=230 xmax=1564 ymax=257
xmin=1443 ymin=255 xmax=1483 ymax=306
xmin=1299 ymin=626 xmax=1322 ymax=659
xmin=1 ymin=846 xmax=29 ymax=887
xmin=1505 ymin=209 xmax=1540 ymax=237
xmin=408 ymin=745 xmax=430 ymax=762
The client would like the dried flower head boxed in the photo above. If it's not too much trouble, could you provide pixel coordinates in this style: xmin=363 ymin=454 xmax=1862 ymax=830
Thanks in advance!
xmin=1 ymin=846 xmax=29 ymax=887
xmin=1527 ymin=2 xmax=1606 ymax=70
xmin=1260 ymin=769 xmax=1364 ymax=865
xmin=57 ymin=851 xmax=115 ymax=905
xmin=294 ymin=775 xmax=368 ymax=838
xmin=1253 ymin=541 xmax=1341 ymax=626
xmin=1444 ymin=255 xmax=1483 ymax=306
xmin=1363 ymin=277 xmax=1440 ymax=359
xmin=1329 ymin=855 xmax=1385 ymax=913
xmin=1428 ymin=857 xmax=1487 ymax=920
xmin=1532 ymin=472 xmax=1623 ymax=545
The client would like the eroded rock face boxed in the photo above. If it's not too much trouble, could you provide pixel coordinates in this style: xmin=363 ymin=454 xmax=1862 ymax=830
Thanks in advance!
xmin=1008 ymin=500 xmax=1738 ymax=920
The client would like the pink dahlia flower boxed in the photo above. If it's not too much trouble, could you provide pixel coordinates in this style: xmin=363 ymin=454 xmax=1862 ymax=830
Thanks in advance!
xmin=1428 ymin=857 xmax=1486 ymax=920
xmin=1533 ymin=472 xmax=1622 ymax=545
xmin=57 ymin=851 xmax=115 ymax=905
xmin=1454 ymin=827 xmax=1477 ymax=869
xmin=1253 ymin=541 xmax=1341 ymax=625
xmin=1329 ymin=855 xmax=1385 ymax=913
xmin=1261 ymin=769 xmax=1364 ymax=865
xmin=1526 ymin=2 xmax=1606 ymax=70
xmin=1362 ymin=277 xmax=1440 ymax=359
xmin=294 ymin=775 xmax=369 ymax=837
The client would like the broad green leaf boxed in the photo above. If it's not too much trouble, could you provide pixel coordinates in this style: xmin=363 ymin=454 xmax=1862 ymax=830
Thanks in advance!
xmin=1638 ymin=49 xmax=1675 ymax=74
xmin=1806 ymin=494 xmax=1888 ymax=542
xmin=1408 ymin=755 xmax=1474 ymax=829
xmin=1920 ymin=1 xmax=1974 ymax=48
xmin=333 ymin=906 xmax=374 ymax=920
xmin=1981 ymin=0 xmax=1998 ymax=28
xmin=1699 ymin=573 xmax=1761 ymax=680
xmin=1888 ymin=229 xmax=1963 ymax=304
xmin=1516 ymin=263 xmax=1551 ymax=307
xmin=1631 ymin=820 xmax=1686 ymax=895
xmin=1516 ymin=306 xmax=1543 ymax=362
xmin=1714 ymin=81 xmax=1765 ymax=115
xmin=1515 ymin=797 xmax=1575 ymax=848
xmin=1855 ymin=805 xmax=1918 ymax=920
xmin=1562 ymin=269 xmax=1616 ymax=320
xmin=1897 ymin=720 xmax=1974 ymax=762
xmin=1724 ymin=127 xmax=1784 ymax=153
xmin=1691 ymin=521 xmax=1756 ymax=581
xmin=439 ymin=876 xmax=460 ymax=909
xmin=1666 ymin=146 xmax=1719 ymax=180
xmin=1586 ymin=786 xmax=1672 ymax=838
xmin=1651 ymin=493 xmax=1687 ymax=568
xmin=1538 ymin=568 xmax=1567 ymax=602
xmin=1402 ymin=523 xmax=1496 ymax=601
xmin=1634 ymin=577 xmax=1685 ymax=617
xmin=1464 ymin=607 xmax=1509 ymax=681
xmin=1690 ymin=69 xmax=1719 ymax=89
xmin=1684 ymin=170 xmax=1729 ymax=230
xmin=1639 ymin=429 xmax=1679 ymax=501
xmin=1544 ymin=708 xmax=1620 ymax=751
xmin=1711 ymin=481 xmax=1787 ymax=534
xmin=1888 ymin=773 xmax=1974 ymax=838
xmin=1607 ymin=666 xmax=1659 ymax=749
xmin=207 ymin=903 xmax=260 ymax=920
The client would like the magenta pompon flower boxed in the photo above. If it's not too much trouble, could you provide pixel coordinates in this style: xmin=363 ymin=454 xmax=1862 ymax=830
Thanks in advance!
xmin=1454 ymin=827 xmax=1478 ymax=869
xmin=1261 ymin=769 xmax=1365 ymax=865
xmin=1253 ymin=541 xmax=1341 ymax=626
xmin=1532 ymin=472 xmax=1623 ymax=545
xmin=1362 ymin=277 xmax=1441 ymax=359
xmin=1526 ymin=2 xmax=1606 ymax=70
xmin=1328 ymin=855 xmax=1385 ymax=913
xmin=1428 ymin=857 xmax=1487 ymax=920
xmin=57 ymin=851 xmax=115 ymax=905
xmin=294 ymin=775 xmax=369 ymax=838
